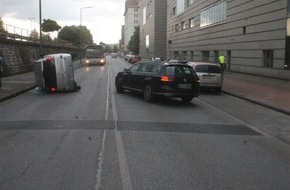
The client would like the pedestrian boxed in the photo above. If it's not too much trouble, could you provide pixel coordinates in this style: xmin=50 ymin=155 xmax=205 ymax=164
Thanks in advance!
xmin=0 ymin=55 xmax=3 ymax=89
xmin=218 ymin=54 xmax=226 ymax=72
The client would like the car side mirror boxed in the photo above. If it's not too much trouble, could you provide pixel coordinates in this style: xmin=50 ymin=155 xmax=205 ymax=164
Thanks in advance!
xmin=123 ymin=68 xmax=128 ymax=73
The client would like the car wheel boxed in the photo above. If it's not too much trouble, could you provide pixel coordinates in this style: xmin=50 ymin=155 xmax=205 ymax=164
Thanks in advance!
xmin=143 ymin=84 xmax=154 ymax=102
xmin=116 ymin=78 xmax=124 ymax=93
xmin=181 ymin=96 xmax=193 ymax=103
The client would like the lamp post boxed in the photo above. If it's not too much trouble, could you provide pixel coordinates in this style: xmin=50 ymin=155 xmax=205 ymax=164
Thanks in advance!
xmin=79 ymin=6 xmax=92 ymax=64
xmin=28 ymin=17 xmax=35 ymax=31
xmin=39 ymin=0 xmax=43 ymax=54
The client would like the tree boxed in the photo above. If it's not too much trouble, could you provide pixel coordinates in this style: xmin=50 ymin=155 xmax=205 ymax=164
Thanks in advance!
xmin=127 ymin=26 xmax=139 ymax=55
xmin=29 ymin=29 xmax=39 ymax=42
xmin=113 ymin=45 xmax=119 ymax=53
xmin=99 ymin=42 xmax=113 ymax=53
xmin=0 ymin=17 xmax=5 ymax=33
xmin=0 ymin=17 xmax=8 ymax=39
xmin=57 ymin=25 xmax=92 ymax=46
xmin=42 ymin=19 xmax=61 ymax=33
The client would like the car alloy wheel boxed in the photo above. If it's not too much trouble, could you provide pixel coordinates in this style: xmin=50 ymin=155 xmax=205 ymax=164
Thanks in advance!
xmin=143 ymin=84 xmax=154 ymax=102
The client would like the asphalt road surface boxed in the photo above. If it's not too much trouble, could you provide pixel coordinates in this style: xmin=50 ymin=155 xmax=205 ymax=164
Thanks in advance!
xmin=1 ymin=57 xmax=290 ymax=190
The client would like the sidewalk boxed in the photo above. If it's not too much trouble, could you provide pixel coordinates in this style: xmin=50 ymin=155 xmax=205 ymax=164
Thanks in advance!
xmin=222 ymin=72 xmax=290 ymax=115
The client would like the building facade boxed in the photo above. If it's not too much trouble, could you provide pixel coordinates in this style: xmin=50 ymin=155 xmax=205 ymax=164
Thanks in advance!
xmin=167 ymin=0 xmax=290 ymax=79
xmin=139 ymin=0 xmax=167 ymax=59
xmin=124 ymin=0 xmax=140 ymax=53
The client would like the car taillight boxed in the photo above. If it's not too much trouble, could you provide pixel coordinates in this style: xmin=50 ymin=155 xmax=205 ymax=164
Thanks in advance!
xmin=50 ymin=88 xmax=56 ymax=92
xmin=160 ymin=76 xmax=173 ymax=82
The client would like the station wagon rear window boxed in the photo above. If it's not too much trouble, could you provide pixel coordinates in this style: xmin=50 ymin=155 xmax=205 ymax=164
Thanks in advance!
xmin=195 ymin=65 xmax=221 ymax=73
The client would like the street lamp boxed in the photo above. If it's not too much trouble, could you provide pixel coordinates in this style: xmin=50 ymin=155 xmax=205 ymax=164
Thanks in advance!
xmin=79 ymin=6 xmax=92 ymax=64
xmin=38 ymin=0 xmax=43 ymax=55
xmin=80 ymin=6 xmax=92 ymax=27
xmin=28 ymin=17 xmax=35 ymax=31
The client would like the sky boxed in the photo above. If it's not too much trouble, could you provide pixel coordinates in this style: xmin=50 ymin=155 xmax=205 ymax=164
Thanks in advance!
xmin=0 ymin=0 xmax=125 ymax=44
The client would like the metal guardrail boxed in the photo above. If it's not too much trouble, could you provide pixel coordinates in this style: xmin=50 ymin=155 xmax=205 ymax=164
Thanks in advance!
xmin=1 ymin=24 xmax=77 ymax=48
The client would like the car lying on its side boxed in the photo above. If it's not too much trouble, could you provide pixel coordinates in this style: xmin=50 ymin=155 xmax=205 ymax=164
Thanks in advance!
xmin=187 ymin=61 xmax=223 ymax=93
xmin=115 ymin=60 xmax=200 ymax=103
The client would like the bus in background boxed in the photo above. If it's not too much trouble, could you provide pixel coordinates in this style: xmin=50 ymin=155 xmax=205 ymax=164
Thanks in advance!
xmin=85 ymin=45 xmax=106 ymax=66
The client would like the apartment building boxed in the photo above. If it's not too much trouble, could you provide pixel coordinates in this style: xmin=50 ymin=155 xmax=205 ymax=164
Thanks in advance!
xmin=123 ymin=0 xmax=140 ymax=53
xmin=139 ymin=0 xmax=167 ymax=59
xmin=167 ymin=0 xmax=290 ymax=79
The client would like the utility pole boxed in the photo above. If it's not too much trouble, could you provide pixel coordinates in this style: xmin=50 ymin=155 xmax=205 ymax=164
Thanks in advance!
xmin=39 ymin=0 xmax=43 ymax=55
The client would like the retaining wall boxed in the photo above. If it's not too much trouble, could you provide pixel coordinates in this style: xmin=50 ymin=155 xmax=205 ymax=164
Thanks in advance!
xmin=0 ymin=39 xmax=81 ymax=77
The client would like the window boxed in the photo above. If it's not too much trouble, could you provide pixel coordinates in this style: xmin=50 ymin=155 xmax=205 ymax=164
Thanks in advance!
xmin=189 ymin=18 xmax=195 ymax=28
xmin=140 ymin=63 xmax=153 ymax=72
xmin=176 ymin=0 xmax=185 ymax=15
xmin=190 ymin=51 xmax=194 ymax=61
xmin=175 ymin=24 xmax=179 ymax=32
xmin=173 ymin=7 xmax=176 ymax=15
xmin=202 ymin=51 xmax=210 ymax=62
xmin=182 ymin=51 xmax=187 ymax=60
xmin=200 ymin=1 xmax=227 ymax=28
xmin=143 ymin=7 xmax=146 ymax=25
xmin=147 ymin=13 xmax=151 ymax=20
xmin=129 ymin=63 xmax=142 ymax=72
xmin=134 ymin=8 xmax=139 ymax=12
xmin=187 ymin=0 xmax=195 ymax=6
xmin=214 ymin=51 xmax=219 ymax=62
xmin=263 ymin=50 xmax=273 ymax=68
xmin=134 ymin=14 xmax=138 ymax=18
xmin=181 ymin=21 xmax=186 ymax=30
xmin=243 ymin=26 xmax=247 ymax=34
xmin=146 ymin=35 xmax=150 ymax=48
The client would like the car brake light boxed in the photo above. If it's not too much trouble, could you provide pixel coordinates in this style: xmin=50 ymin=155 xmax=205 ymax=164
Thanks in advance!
xmin=161 ymin=76 xmax=173 ymax=82
xmin=50 ymin=88 xmax=56 ymax=92
xmin=47 ymin=56 xmax=53 ymax=62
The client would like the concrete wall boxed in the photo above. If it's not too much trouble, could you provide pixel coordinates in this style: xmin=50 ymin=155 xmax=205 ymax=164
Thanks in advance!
xmin=0 ymin=39 xmax=80 ymax=77
xmin=167 ymin=0 xmax=290 ymax=80
xmin=139 ymin=0 xmax=167 ymax=59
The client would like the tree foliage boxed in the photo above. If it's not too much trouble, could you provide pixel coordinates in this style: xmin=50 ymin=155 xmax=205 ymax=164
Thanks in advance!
xmin=29 ymin=29 xmax=39 ymax=42
xmin=113 ymin=45 xmax=119 ymax=53
xmin=57 ymin=25 xmax=93 ymax=46
xmin=42 ymin=19 xmax=61 ymax=33
xmin=100 ymin=42 xmax=113 ymax=53
xmin=127 ymin=26 xmax=139 ymax=55
xmin=0 ymin=17 xmax=5 ymax=32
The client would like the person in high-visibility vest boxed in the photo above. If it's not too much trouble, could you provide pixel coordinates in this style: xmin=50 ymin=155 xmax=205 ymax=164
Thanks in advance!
xmin=218 ymin=55 xmax=225 ymax=71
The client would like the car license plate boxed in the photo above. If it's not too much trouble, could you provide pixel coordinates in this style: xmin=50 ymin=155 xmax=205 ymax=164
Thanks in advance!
xmin=178 ymin=84 xmax=191 ymax=89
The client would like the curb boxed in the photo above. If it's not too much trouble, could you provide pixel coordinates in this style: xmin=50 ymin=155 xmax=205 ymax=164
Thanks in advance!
xmin=222 ymin=90 xmax=290 ymax=116
xmin=0 ymin=85 xmax=36 ymax=103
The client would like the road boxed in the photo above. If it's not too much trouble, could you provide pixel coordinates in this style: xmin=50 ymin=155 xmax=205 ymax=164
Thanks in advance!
xmin=1 ymin=57 xmax=290 ymax=190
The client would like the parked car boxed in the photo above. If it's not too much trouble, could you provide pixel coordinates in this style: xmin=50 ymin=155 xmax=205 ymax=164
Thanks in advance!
xmin=187 ymin=61 xmax=223 ymax=93
xmin=125 ymin=54 xmax=133 ymax=61
xmin=115 ymin=61 xmax=200 ymax=103
xmin=130 ymin=55 xmax=141 ymax=64
xmin=111 ymin=53 xmax=117 ymax=58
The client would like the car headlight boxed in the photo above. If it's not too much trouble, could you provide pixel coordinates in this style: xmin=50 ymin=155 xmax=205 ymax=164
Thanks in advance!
xmin=86 ymin=60 xmax=89 ymax=63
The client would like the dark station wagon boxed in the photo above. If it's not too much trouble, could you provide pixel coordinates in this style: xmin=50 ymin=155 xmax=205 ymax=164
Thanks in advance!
xmin=115 ymin=61 xmax=200 ymax=103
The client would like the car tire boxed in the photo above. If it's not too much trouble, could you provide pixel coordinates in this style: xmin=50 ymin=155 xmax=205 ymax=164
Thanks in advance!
xmin=181 ymin=96 xmax=193 ymax=103
xmin=143 ymin=84 xmax=154 ymax=102
xmin=116 ymin=78 xmax=124 ymax=93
